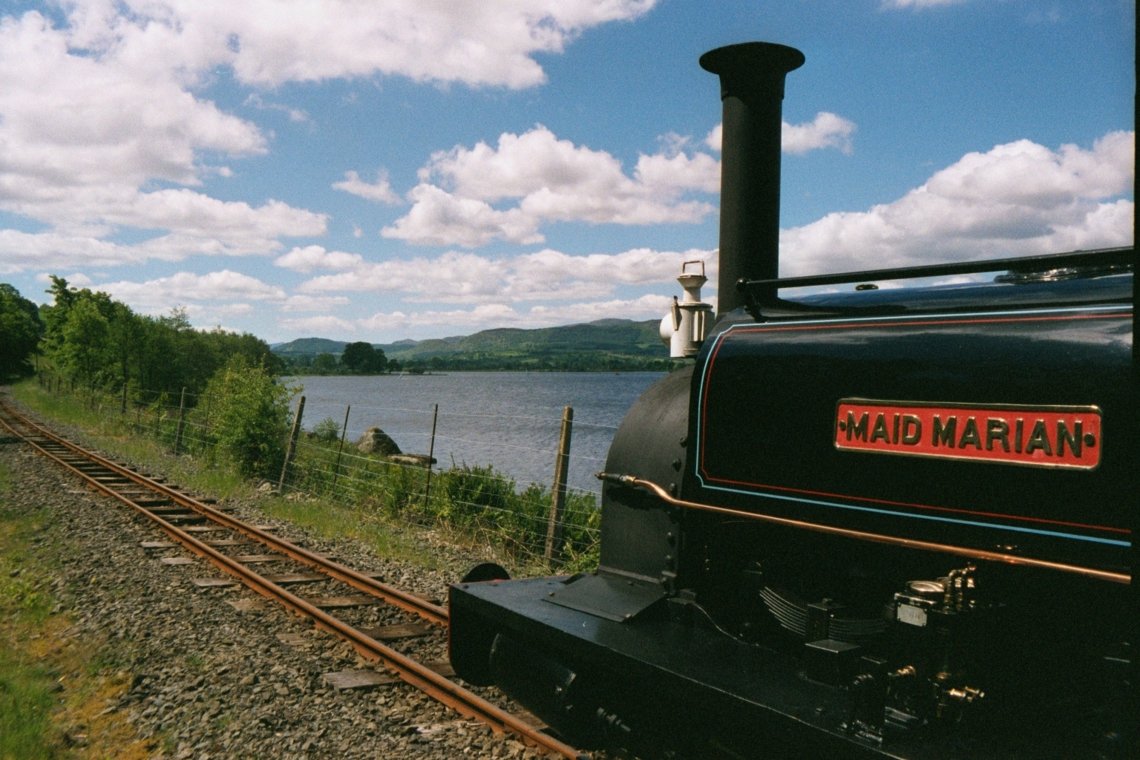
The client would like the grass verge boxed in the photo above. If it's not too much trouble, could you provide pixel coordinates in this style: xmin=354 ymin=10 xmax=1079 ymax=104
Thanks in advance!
xmin=0 ymin=445 xmax=153 ymax=760
xmin=10 ymin=379 xmax=601 ymax=574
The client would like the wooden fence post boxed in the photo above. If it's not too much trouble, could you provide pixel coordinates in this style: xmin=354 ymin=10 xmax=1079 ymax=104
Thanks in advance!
xmin=173 ymin=387 xmax=187 ymax=453
xmin=278 ymin=395 xmax=305 ymax=492
xmin=545 ymin=406 xmax=573 ymax=565
xmin=423 ymin=404 xmax=439 ymax=503
xmin=332 ymin=404 xmax=351 ymax=490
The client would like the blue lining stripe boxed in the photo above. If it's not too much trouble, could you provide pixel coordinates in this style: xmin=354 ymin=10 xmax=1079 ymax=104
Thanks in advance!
xmin=699 ymin=481 xmax=1131 ymax=548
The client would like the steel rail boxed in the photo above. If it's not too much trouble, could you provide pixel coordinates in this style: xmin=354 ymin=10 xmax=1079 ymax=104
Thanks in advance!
xmin=0 ymin=402 xmax=587 ymax=758
xmin=598 ymin=471 xmax=1131 ymax=585
xmin=0 ymin=401 xmax=448 ymax=626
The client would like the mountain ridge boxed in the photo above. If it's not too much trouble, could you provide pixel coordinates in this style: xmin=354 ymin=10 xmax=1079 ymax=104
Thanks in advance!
xmin=271 ymin=318 xmax=670 ymax=371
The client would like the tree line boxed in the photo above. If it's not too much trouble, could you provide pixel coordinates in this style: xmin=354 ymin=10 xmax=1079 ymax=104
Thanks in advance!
xmin=1 ymin=276 xmax=280 ymax=405
xmin=278 ymin=341 xmax=395 ymax=375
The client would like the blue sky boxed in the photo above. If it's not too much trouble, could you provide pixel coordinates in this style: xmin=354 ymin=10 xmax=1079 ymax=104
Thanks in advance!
xmin=0 ymin=0 xmax=1134 ymax=344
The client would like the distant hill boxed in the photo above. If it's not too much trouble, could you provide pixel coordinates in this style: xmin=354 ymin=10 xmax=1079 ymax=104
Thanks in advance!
xmin=270 ymin=337 xmax=347 ymax=356
xmin=272 ymin=319 xmax=672 ymax=372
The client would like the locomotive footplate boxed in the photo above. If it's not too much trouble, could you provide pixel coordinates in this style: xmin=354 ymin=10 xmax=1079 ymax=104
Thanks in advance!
xmin=450 ymin=573 xmax=1135 ymax=758
xmin=450 ymin=575 xmax=952 ymax=759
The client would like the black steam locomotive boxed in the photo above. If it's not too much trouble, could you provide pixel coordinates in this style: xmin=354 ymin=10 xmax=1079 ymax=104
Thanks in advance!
xmin=449 ymin=42 xmax=1136 ymax=758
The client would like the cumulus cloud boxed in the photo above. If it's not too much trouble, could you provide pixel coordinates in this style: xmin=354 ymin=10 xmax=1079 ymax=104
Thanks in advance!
xmin=704 ymin=112 xmax=857 ymax=155
xmin=0 ymin=12 xmax=267 ymax=212
xmin=54 ymin=0 xmax=658 ymax=90
xmin=384 ymin=184 xmax=546 ymax=247
xmin=384 ymin=126 xmax=717 ymax=246
xmin=0 ymin=230 xmax=145 ymax=275
xmin=275 ymin=246 xmax=366 ymax=273
xmin=298 ymin=246 xmax=715 ymax=305
xmin=114 ymin=270 xmax=285 ymax=301
xmin=96 ymin=270 xmax=286 ymax=316
xmin=332 ymin=170 xmax=402 ymax=205
xmin=0 ymin=8 xmax=328 ymax=269
xmin=384 ymin=114 xmax=861 ymax=249
xmin=783 ymin=113 xmax=857 ymax=155
xmin=0 ymin=1 xmax=655 ymax=274
xmin=781 ymin=131 xmax=1134 ymax=275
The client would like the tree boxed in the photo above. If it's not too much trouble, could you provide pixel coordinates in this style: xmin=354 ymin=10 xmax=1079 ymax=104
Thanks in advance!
xmin=57 ymin=298 xmax=112 ymax=389
xmin=0 ymin=284 xmax=42 ymax=379
xmin=312 ymin=353 xmax=338 ymax=374
xmin=340 ymin=341 xmax=387 ymax=374
xmin=40 ymin=277 xmax=126 ymax=390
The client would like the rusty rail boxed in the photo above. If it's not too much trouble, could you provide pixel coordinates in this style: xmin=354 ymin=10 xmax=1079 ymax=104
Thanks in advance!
xmin=1 ymin=399 xmax=587 ymax=759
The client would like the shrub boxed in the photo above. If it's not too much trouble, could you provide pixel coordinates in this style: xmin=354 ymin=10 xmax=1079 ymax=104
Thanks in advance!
xmin=311 ymin=416 xmax=342 ymax=443
xmin=201 ymin=356 xmax=294 ymax=479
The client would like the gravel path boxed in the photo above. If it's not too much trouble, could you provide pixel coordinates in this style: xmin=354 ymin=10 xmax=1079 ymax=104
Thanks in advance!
xmin=0 ymin=420 xmax=554 ymax=759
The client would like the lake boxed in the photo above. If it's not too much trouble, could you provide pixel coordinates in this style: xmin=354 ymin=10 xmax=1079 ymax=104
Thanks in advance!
xmin=286 ymin=372 xmax=666 ymax=497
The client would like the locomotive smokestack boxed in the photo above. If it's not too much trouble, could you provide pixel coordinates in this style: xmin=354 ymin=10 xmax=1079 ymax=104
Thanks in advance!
xmin=700 ymin=42 xmax=804 ymax=314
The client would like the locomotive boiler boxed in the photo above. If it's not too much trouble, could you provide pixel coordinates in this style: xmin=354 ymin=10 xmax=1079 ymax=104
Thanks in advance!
xmin=449 ymin=42 xmax=1136 ymax=758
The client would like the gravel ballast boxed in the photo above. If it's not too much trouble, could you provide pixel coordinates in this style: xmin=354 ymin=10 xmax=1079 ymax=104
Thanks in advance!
xmin=0 ymin=426 xmax=552 ymax=759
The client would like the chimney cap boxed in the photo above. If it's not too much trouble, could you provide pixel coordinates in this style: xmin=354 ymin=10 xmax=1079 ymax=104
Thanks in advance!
xmin=699 ymin=42 xmax=805 ymax=99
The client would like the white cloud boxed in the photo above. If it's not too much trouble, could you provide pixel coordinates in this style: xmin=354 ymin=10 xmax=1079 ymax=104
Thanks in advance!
xmin=781 ymin=131 xmax=1134 ymax=275
xmin=0 ymin=12 xmax=266 ymax=194
xmin=385 ymin=114 xmax=860 ymax=249
xmin=55 ymin=0 xmax=658 ymax=89
xmin=782 ymin=112 xmax=857 ymax=155
xmin=360 ymin=303 xmax=521 ymax=332
xmin=0 ymin=9 xmax=326 ymax=271
xmin=385 ymin=126 xmax=717 ymax=246
xmin=634 ymin=151 xmax=721 ymax=194
xmin=98 ymin=270 xmax=286 ymax=315
xmin=298 ymin=246 xmax=715 ymax=304
xmin=332 ymin=170 xmax=402 ymax=205
xmin=275 ymin=246 xmax=365 ymax=273
xmin=383 ymin=184 xmax=546 ymax=247
xmin=299 ymin=250 xmax=517 ymax=301
xmin=0 ymin=1 xmax=655 ymax=274
xmin=0 ymin=229 xmax=144 ymax=275
xmin=126 ymin=192 xmax=327 ymax=244
xmin=704 ymin=113 xmax=857 ymax=155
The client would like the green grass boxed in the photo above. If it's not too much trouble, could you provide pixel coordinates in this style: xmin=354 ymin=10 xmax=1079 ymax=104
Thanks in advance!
xmin=0 ymin=419 xmax=156 ymax=760
xmin=10 ymin=381 xmax=252 ymax=502
xmin=0 ymin=459 xmax=59 ymax=759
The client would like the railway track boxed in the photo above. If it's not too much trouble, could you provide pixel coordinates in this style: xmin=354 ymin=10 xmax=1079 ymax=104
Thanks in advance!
xmin=0 ymin=398 xmax=587 ymax=759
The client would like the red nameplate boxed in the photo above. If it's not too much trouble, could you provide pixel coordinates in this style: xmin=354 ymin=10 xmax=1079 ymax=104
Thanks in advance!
xmin=835 ymin=399 xmax=1101 ymax=470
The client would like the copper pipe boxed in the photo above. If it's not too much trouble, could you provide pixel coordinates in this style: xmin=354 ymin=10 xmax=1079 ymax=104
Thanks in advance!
xmin=598 ymin=472 xmax=1130 ymax=585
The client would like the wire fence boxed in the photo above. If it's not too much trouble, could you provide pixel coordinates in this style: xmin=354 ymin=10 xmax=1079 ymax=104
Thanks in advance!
xmin=36 ymin=374 xmax=608 ymax=570
xmin=283 ymin=381 xmax=626 ymax=502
